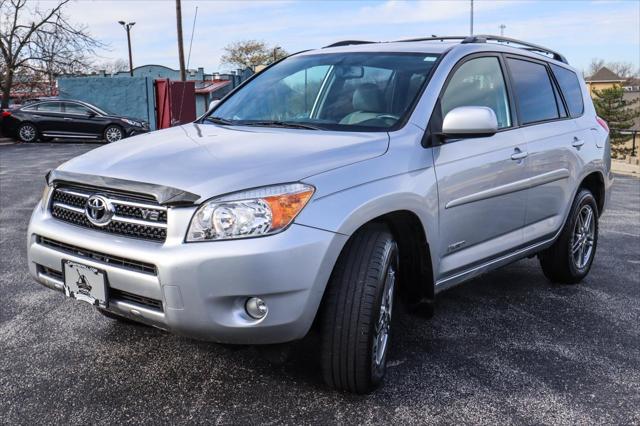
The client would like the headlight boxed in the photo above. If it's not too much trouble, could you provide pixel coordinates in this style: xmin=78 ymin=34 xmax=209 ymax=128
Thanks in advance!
xmin=121 ymin=118 xmax=141 ymax=127
xmin=186 ymin=183 xmax=314 ymax=242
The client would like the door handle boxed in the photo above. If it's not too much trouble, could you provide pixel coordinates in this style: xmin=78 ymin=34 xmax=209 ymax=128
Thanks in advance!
xmin=511 ymin=149 xmax=528 ymax=161
xmin=64 ymin=117 xmax=73 ymax=120
xmin=572 ymin=137 xmax=584 ymax=148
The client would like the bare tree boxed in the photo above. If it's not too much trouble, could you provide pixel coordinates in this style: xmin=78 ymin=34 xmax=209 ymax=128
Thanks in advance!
xmin=0 ymin=0 xmax=102 ymax=108
xmin=587 ymin=58 xmax=638 ymax=79
xmin=93 ymin=58 xmax=129 ymax=75
xmin=220 ymin=40 xmax=288 ymax=71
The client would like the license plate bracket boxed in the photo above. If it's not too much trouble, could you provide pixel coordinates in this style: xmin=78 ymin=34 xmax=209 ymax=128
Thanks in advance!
xmin=62 ymin=260 xmax=108 ymax=308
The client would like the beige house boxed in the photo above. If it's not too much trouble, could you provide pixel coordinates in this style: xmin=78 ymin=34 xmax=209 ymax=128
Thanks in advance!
xmin=585 ymin=66 xmax=626 ymax=95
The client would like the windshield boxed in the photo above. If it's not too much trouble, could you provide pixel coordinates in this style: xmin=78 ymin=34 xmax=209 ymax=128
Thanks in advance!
xmin=206 ymin=52 xmax=440 ymax=131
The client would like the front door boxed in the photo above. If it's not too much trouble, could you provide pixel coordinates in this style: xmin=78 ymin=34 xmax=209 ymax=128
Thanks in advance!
xmin=61 ymin=102 xmax=106 ymax=138
xmin=433 ymin=55 xmax=528 ymax=282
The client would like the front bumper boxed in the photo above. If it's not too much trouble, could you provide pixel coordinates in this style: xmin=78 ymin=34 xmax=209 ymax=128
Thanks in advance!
xmin=27 ymin=202 xmax=347 ymax=344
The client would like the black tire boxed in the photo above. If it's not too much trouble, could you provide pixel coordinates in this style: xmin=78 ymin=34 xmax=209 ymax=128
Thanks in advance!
xmin=320 ymin=223 xmax=399 ymax=393
xmin=103 ymin=124 xmax=124 ymax=143
xmin=539 ymin=189 xmax=599 ymax=284
xmin=17 ymin=122 xmax=39 ymax=143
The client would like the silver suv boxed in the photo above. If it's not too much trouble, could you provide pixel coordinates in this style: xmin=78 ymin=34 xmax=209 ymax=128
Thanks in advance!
xmin=27 ymin=35 xmax=612 ymax=393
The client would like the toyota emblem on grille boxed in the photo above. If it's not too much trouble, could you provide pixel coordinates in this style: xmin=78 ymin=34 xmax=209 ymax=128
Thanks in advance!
xmin=85 ymin=195 xmax=114 ymax=226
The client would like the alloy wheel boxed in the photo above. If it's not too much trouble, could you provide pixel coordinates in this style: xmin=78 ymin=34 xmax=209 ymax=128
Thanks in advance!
xmin=105 ymin=127 xmax=123 ymax=143
xmin=372 ymin=265 xmax=396 ymax=369
xmin=19 ymin=124 xmax=37 ymax=142
xmin=571 ymin=204 xmax=595 ymax=269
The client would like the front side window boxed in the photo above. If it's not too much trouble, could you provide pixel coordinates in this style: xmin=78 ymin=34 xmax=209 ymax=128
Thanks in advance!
xmin=206 ymin=52 xmax=440 ymax=131
xmin=550 ymin=64 xmax=584 ymax=117
xmin=507 ymin=58 xmax=560 ymax=124
xmin=441 ymin=57 xmax=512 ymax=129
xmin=63 ymin=102 xmax=92 ymax=115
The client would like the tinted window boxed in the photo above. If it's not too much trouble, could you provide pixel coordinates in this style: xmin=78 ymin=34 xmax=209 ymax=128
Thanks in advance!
xmin=441 ymin=57 xmax=511 ymax=129
xmin=64 ymin=102 xmax=91 ymax=115
xmin=36 ymin=102 xmax=61 ymax=113
xmin=550 ymin=64 xmax=584 ymax=117
xmin=507 ymin=59 xmax=559 ymax=124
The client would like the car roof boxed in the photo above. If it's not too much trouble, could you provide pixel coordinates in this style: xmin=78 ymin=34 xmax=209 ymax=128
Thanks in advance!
xmin=299 ymin=35 xmax=572 ymax=69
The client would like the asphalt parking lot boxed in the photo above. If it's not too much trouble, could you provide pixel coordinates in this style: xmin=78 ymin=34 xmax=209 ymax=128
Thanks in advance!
xmin=1 ymin=143 xmax=639 ymax=424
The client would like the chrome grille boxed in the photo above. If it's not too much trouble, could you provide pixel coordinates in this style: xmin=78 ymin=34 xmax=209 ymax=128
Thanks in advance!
xmin=37 ymin=236 xmax=157 ymax=275
xmin=50 ymin=185 xmax=167 ymax=242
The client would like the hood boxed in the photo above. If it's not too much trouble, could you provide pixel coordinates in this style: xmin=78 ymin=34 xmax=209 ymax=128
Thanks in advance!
xmin=57 ymin=123 xmax=389 ymax=201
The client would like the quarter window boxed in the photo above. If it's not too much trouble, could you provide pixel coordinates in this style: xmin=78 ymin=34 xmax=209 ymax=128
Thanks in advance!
xmin=441 ymin=57 xmax=512 ymax=129
xmin=507 ymin=58 xmax=560 ymax=124
xmin=550 ymin=64 xmax=584 ymax=117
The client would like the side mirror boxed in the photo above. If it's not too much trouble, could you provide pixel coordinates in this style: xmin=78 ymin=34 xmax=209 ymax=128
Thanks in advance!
xmin=441 ymin=106 xmax=498 ymax=139
xmin=86 ymin=110 xmax=96 ymax=118
xmin=208 ymin=100 xmax=220 ymax=110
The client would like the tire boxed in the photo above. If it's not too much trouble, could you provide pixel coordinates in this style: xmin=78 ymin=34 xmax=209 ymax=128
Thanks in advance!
xmin=17 ymin=122 xmax=38 ymax=143
xmin=320 ymin=223 xmax=399 ymax=393
xmin=539 ymin=189 xmax=599 ymax=284
xmin=104 ymin=125 xmax=124 ymax=143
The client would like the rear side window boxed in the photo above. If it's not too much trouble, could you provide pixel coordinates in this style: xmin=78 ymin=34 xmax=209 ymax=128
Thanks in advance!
xmin=507 ymin=58 xmax=559 ymax=124
xmin=35 ymin=102 xmax=62 ymax=113
xmin=550 ymin=64 xmax=584 ymax=117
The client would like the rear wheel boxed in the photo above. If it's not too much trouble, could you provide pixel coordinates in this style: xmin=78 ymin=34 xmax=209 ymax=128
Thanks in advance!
xmin=539 ymin=189 xmax=599 ymax=284
xmin=104 ymin=125 xmax=124 ymax=143
xmin=320 ymin=223 xmax=398 ymax=393
xmin=17 ymin=123 xmax=38 ymax=143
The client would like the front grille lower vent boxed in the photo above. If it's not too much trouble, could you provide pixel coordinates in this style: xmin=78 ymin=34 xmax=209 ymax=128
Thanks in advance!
xmin=50 ymin=185 xmax=168 ymax=242
xmin=110 ymin=288 xmax=163 ymax=311
xmin=37 ymin=236 xmax=157 ymax=275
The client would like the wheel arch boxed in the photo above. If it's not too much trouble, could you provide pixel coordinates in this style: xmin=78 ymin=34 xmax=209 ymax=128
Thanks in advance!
xmin=578 ymin=171 xmax=605 ymax=216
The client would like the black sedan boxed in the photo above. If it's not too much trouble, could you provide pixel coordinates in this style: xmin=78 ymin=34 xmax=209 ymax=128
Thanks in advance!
xmin=1 ymin=99 xmax=149 ymax=143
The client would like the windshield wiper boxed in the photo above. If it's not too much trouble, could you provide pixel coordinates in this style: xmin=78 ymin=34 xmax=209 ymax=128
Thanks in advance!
xmin=205 ymin=116 xmax=234 ymax=125
xmin=240 ymin=120 xmax=323 ymax=130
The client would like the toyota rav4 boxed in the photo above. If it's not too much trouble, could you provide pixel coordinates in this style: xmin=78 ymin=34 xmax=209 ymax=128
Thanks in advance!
xmin=27 ymin=35 xmax=612 ymax=393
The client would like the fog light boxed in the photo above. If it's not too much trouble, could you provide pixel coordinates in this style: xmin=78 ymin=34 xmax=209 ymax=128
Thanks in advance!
xmin=245 ymin=297 xmax=268 ymax=319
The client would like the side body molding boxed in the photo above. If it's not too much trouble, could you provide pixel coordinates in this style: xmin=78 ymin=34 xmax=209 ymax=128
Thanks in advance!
xmin=445 ymin=168 xmax=570 ymax=209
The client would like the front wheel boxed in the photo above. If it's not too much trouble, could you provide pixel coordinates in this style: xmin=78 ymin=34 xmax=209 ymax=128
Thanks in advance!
xmin=18 ymin=123 xmax=39 ymax=143
xmin=104 ymin=125 xmax=124 ymax=143
xmin=320 ymin=223 xmax=398 ymax=393
xmin=539 ymin=189 xmax=599 ymax=284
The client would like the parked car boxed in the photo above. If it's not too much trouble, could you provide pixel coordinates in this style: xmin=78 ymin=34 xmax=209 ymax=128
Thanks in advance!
xmin=2 ymin=99 xmax=149 ymax=143
xmin=27 ymin=35 xmax=612 ymax=393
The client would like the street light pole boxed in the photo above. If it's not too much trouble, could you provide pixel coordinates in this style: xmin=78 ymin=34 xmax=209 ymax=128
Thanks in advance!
xmin=118 ymin=21 xmax=135 ymax=76
xmin=500 ymin=24 xmax=506 ymax=36
xmin=470 ymin=0 xmax=474 ymax=35
xmin=175 ymin=0 xmax=186 ymax=81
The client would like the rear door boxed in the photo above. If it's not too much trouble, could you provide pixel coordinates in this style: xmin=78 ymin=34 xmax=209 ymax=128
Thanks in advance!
xmin=433 ymin=55 xmax=528 ymax=281
xmin=505 ymin=57 xmax=582 ymax=243
xmin=30 ymin=101 xmax=65 ymax=134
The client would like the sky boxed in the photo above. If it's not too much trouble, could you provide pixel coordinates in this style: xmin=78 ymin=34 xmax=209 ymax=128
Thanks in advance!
xmin=39 ymin=0 xmax=640 ymax=74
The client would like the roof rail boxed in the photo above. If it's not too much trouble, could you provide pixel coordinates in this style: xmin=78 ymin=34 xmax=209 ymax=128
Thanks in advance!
xmin=394 ymin=34 xmax=568 ymax=64
xmin=462 ymin=35 xmax=568 ymax=63
xmin=323 ymin=40 xmax=376 ymax=48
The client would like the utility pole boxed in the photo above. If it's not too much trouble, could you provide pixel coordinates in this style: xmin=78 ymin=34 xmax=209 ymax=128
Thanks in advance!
xmin=175 ymin=0 xmax=186 ymax=81
xmin=273 ymin=46 xmax=281 ymax=63
xmin=118 ymin=21 xmax=135 ymax=76
xmin=500 ymin=24 xmax=506 ymax=36
xmin=470 ymin=0 xmax=474 ymax=35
